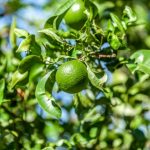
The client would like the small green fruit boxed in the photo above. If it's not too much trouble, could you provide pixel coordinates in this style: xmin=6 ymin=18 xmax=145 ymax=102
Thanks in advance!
xmin=56 ymin=60 xmax=88 ymax=93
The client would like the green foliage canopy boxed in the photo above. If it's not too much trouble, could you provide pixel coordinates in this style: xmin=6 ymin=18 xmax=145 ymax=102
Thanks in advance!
xmin=0 ymin=0 xmax=150 ymax=149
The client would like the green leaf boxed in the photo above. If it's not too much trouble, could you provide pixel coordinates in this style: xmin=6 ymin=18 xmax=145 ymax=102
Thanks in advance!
xmin=0 ymin=57 xmax=6 ymax=74
xmin=30 ymin=41 xmax=41 ymax=55
xmin=14 ymin=28 xmax=29 ymax=38
xmin=82 ymin=107 xmax=103 ymax=125
xmin=85 ymin=0 xmax=98 ymax=21
xmin=35 ymin=71 xmax=61 ymax=119
xmin=10 ymin=71 xmax=28 ymax=88
xmin=122 ymin=6 xmax=137 ymax=25
xmin=18 ymin=55 xmax=42 ymax=73
xmin=16 ymin=35 xmax=34 ymax=52
xmin=0 ymin=79 xmax=5 ymax=105
xmin=71 ymin=133 xmax=87 ymax=146
xmin=42 ymin=147 xmax=54 ymax=150
xmin=29 ymin=64 xmax=45 ymax=82
xmin=39 ymin=28 xmax=64 ymax=44
xmin=93 ymin=1 xmax=114 ymax=17
xmin=56 ymin=139 xmax=72 ymax=148
xmin=16 ymin=34 xmax=41 ymax=54
xmin=127 ymin=50 xmax=150 ymax=75
xmin=55 ymin=0 xmax=76 ymax=16
xmin=44 ymin=15 xmax=64 ymax=29
xmin=10 ymin=17 xmax=16 ymax=48
xmin=86 ymin=63 xmax=107 ymax=90
xmin=107 ymin=33 xmax=121 ymax=50
xmin=107 ymin=19 xmax=115 ymax=32
xmin=74 ymin=93 xmax=93 ymax=109
xmin=110 ymin=13 xmax=125 ymax=33
xmin=44 ymin=0 xmax=76 ymax=29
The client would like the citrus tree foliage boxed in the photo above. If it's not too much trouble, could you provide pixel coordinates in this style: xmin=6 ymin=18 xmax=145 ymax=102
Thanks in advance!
xmin=0 ymin=0 xmax=150 ymax=149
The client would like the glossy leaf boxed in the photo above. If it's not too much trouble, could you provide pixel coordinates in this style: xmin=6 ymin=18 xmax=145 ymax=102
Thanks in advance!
xmin=0 ymin=57 xmax=6 ymax=74
xmin=44 ymin=14 xmax=64 ymax=29
xmin=54 ymin=0 xmax=75 ymax=16
xmin=39 ymin=28 xmax=64 ymax=44
xmin=16 ymin=34 xmax=34 ymax=52
xmin=14 ymin=28 xmax=29 ymax=38
xmin=122 ymin=6 xmax=137 ymax=25
xmin=107 ymin=33 xmax=121 ymax=50
xmin=30 ymin=41 xmax=41 ymax=55
xmin=85 ymin=0 xmax=98 ymax=21
xmin=42 ymin=147 xmax=54 ymax=150
xmin=9 ymin=17 xmax=16 ymax=48
xmin=0 ymin=79 xmax=5 ymax=105
xmin=29 ymin=63 xmax=45 ymax=82
xmin=93 ymin=1 xmax=114 ymax=17
xmin=16 ymin=34 xmax=41 ymax=54
xmin=35 ymin=71 xmax=61 ymax=119
xmin=110 ymin=13 xmax=125 ymax=33
xmin=81 ymin=106 xmax=102 ymax=124
xmin=10 ymin=71 xmax=28 ymax=88
xmin=71 ymin=133 xmax=87 ymax=146
xmin=44 ymin=0 xmax=75 ymax=29
xmin=127 ymin=50 xmax=150 ymax=75
xmin=107 ymin=19 xmax=115 ymax=32
xmin=86 ymin=63 xmax=107 ymax=90
xmin=56 ymin=139 xmax=72 ymax=148
xmin=77 ymin=93 xmax=93 ymax=108
xmin=18 ymin=55 xmax=42 ymax=73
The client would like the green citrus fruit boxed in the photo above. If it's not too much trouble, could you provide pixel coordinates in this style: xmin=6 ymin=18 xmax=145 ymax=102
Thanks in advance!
xmin=64 ymin=0 xmax=87 ymax=30
xmin=56 ymin=60 xmax=88 ymax=94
